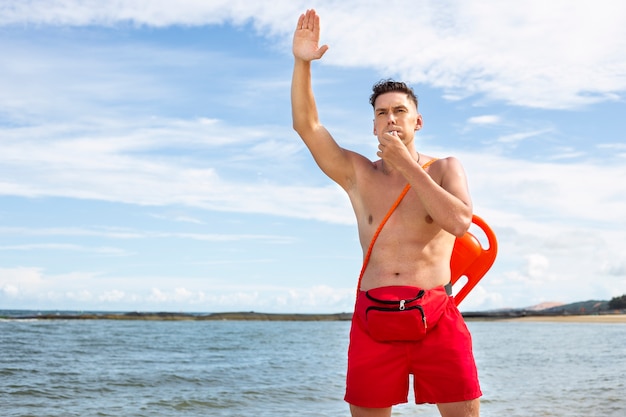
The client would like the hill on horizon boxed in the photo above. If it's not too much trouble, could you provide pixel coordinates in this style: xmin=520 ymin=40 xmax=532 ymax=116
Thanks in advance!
xmin=481 ymin=299 xmax=611 ymax=315
xmin=524 ymin=302 xmax=565 ymax=311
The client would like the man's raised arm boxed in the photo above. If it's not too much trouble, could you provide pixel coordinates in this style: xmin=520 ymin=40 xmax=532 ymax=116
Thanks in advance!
xmin=291 ymin=9 xmax=354 ymax=189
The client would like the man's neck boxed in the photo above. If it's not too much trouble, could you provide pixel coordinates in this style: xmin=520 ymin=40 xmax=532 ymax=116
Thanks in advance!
xmin=379 ymin=153 xmax=420 ymax=175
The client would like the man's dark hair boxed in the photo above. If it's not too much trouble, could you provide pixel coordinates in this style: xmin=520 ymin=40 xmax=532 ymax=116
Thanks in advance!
xmin=369 ymin=79 xmax=418 ymax=110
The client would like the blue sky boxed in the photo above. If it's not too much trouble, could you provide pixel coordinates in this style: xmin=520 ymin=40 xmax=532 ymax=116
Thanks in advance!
xmin=1 ymin=0 xmax=625 ymax=313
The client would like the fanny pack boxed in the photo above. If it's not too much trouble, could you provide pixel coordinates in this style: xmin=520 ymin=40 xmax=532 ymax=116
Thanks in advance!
xmin=361 ymin=286 xmax=448 ymax=342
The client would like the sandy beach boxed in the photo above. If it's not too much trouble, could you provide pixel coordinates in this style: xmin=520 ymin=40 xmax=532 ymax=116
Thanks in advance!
xmin=505 ymin=314 xmax=626 ymax=324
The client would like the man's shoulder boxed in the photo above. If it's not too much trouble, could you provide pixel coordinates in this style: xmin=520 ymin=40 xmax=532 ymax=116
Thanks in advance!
xmin=423 ymin=155 xmax=464 ymax=170
xmin=344 ymin=150 xmax=376 ymax=169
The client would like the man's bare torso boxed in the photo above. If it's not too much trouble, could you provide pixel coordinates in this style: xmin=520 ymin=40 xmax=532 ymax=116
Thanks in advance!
xmin=348 ymin=154 xmax=456 ymax=292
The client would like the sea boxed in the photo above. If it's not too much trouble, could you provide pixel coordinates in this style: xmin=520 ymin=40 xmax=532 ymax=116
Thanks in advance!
xmin=1 ymin=311 xmax=625 ymax=417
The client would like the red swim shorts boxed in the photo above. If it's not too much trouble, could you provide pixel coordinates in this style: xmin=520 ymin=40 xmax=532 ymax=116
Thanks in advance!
xmin=344 ymin=285 xmax=481 ymax=408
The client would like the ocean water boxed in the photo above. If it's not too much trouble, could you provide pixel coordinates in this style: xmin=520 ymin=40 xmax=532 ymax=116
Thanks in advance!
xmin=1 ymin=314 xmax=624 ymax=417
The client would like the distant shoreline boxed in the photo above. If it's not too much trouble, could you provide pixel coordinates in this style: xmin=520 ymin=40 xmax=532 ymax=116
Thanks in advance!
xmin=501 ymin=314 xmax=626 ymax=324
xmin=3 ymin=310 xmax=626 ymax=323
xmin=2 ymin=311 xmax=355 ymax=322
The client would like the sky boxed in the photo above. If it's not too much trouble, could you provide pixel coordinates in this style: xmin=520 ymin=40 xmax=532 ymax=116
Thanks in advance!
xmin=1 ymin=0 xmax=625 ymax=314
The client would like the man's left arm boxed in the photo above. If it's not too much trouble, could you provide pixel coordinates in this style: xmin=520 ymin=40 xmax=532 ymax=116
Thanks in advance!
xmin=403 ymin=156 xmax=473 ymax=237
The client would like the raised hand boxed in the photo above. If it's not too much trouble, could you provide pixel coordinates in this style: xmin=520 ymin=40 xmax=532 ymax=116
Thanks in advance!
xmin=292 ymin=9 xmax=329 ymax=62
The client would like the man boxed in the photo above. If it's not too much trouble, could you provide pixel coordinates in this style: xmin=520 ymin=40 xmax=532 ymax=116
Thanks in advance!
xmin=291 ymin=9 xmax=481 ymax=417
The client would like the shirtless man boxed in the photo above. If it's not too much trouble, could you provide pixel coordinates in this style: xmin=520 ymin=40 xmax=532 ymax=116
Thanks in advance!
xmin=291 ymin=9 xmax=481 ymax=417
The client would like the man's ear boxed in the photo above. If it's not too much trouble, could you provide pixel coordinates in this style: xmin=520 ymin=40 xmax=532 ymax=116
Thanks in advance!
xmin=373 ymin=120 xmax=377 ymax=135
xmin=415 ymin=114 xmax=423 ymax=131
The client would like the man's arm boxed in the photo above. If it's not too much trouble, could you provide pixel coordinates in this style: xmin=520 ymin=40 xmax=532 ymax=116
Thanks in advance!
xmin=291 ymin=9 xmax=355 ymax=190
xmin=404 ymin=156 xmax=473 ymax=237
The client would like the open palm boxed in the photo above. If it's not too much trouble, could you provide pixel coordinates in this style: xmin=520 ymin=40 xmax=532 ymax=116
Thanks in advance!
xmin=292 ymin=9 xmax=329 ymax=62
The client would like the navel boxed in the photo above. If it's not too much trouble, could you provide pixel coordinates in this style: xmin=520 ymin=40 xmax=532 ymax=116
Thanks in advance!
xmin=368 ymin=215 xmax=373 ymax=225
xmin=425 ymin=215 xmax=433 ymax=224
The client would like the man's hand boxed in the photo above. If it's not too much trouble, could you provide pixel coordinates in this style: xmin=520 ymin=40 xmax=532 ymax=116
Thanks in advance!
xmin=293 ymin=9 xmax=329 ymax=62
xmin=377 ymin=130 xmax=413 ymax=170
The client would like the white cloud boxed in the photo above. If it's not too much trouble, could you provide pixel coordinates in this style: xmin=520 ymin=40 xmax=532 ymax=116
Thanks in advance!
xmin=0 ymin=226 xmax=296 ymax=244
xmin=0 ymin=267 xmax=103 ymax=302
xmin=525 ymin=254 xmax=550 ymax=280
xmin=1 ymin=284 xmax=19 ymax=297
xmin=99 ymin=290 xmax=128 ymax=303
xmin=0 ymin=0 xmax=304 ymax=29
xmin=0 ymin=267 xmax=46 ymax=296
xmin=461 ymin=152 xmax=626 ymax=226
xmin=2 ymin=1 xmax=625 ymax=109
xmin=0 ymin=116 xmax=354 ymax=224
xmin=467 ymin=115 xmax=501 ymax=126
xmin=319 ymin=1 xmax=626 ymax=109
xmin=0 ymin=266 xmax=356 ymax=312
xmin=496 ymin=129 xmax=553 ymax=144
xmin=0 ymin=243 xmax=128 ymax=256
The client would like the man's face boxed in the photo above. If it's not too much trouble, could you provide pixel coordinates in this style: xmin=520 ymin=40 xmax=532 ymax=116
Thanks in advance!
xmin=373 ymin=92 xmax=422 ymax=144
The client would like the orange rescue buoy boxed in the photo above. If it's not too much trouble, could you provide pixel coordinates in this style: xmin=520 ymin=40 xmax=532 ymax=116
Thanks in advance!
xmin=450 ymin=215 xmax=498 ymax=306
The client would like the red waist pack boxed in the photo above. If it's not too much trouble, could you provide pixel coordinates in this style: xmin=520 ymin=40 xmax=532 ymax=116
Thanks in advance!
xmin=358 ymin=286 xmax=450 ymax=342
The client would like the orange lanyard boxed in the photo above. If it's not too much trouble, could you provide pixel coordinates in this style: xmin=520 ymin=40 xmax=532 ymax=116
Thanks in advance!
xmin=356 ymin=159 xmax=438 ymax=294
